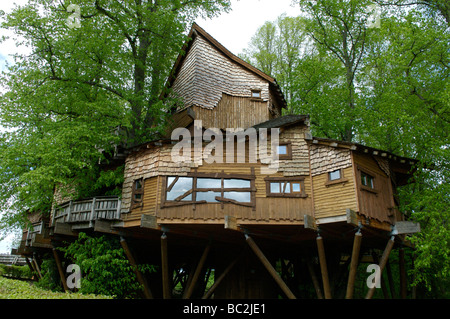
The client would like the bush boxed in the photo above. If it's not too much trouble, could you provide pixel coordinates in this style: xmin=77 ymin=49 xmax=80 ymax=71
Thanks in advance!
xmin=60 ymin=232 xmax=155 ymax=298
xmin=0 ymin=264 xmax=32 ymax=279
xmin=35 ymin=257 xmax=64 ymax=292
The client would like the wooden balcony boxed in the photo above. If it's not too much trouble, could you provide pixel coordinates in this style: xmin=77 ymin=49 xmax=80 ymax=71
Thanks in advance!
xmin=52 ymin=196 xmax=122 ymax=230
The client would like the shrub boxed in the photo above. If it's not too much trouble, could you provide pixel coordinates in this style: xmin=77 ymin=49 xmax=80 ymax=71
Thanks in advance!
xmin=60 ymin=232 xmax=155 ymax=298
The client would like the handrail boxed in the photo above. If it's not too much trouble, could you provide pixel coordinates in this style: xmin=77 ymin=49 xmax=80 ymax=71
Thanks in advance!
xmin=52 ymin=196 xmax=121 ymax=225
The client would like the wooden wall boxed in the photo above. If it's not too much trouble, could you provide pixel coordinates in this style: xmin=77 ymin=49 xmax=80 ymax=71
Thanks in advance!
xmin=352 ymin=152 xmax=397 ymax=224
xmin=171 ymin=33 xmax=270 ymax=111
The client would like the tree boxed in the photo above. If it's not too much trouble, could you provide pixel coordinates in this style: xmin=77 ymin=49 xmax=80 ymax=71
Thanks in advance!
xmin=0 ymin=0 xmax=230 ymax=230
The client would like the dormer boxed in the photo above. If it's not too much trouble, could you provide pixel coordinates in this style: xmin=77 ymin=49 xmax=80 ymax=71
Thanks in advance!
xmin=163 ymin=23 xmax=287 ymax=131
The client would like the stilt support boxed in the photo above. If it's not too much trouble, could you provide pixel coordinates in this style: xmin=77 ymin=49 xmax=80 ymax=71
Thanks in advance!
xmin=120 ymin=236 xmax=153 ymax=299
xmin=183 ymin=241 xmax=211 ymax=299
xmin=202 ymin=256 xmax=238 ymax=299
xmin=306 ymin=257 xmax=323 ymax=299
xmin=399 ymin=248 xmax=407 ymax=299
xmin=345 ymin=230 xmax=362 ymax=299
xmin=365 ymin=236 xmax=395 ymax=299
xmin=245 ymin=235 xmax=296 ymax=299
xmin=161 ymin=233 xmax=171 ymax=299
xmin=316 ymin=235 xmax=332 ymax=299
xmin=52 ymin=248 xmax=69 ymax=292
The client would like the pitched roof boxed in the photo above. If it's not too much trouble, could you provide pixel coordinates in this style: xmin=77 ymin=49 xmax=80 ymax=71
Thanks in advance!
xmin=162 ymin=23 xmax=287 ymax=109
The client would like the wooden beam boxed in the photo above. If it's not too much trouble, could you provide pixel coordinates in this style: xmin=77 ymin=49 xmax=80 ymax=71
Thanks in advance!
xmin=120 ymin=237 xmax=153 ymax=299
xmin=245 ymin=235 xmax=296 ymax=299
xmin=202 ymin=256 xmax=239 ymax=299
xmin=224 ymin=215 xmax=238 ymax=230
xmin=141 ymin=214 xmax=160 ymax=230
xmin=365 ymin=236 xmax=395 ymax=299
xmin=183 ymin=242 xmax=211 ymax=299
xmin=316 ymin=236 xmax=332 ymax=299
xmin=52 ymin=248 xmax=69 ymax=292
xmin=345 ymin=231 xmax=362 ymax=299
xmin=304 ymin=214 xmax=318 ymax=231
xmin=161 ymin=233 xmax=171 ymax=299
xmin=306 ymin=257 xmax=323 ymax=299
xmin=53 ymin=222 xmax=77 ymax=236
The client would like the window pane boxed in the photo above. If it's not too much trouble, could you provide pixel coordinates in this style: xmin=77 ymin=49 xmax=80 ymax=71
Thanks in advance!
xmin=284 ymin=182 xmax=291 ymax=193
xmin=270 ymin=182 xmax=280 ymax=193
xmin=196 ymin=191 xmax=221 ymax=203
xmin=224 ymin=192 xmax=251 ymax=203
xmin=135 ymin=179 xmax=142 ymax=190
xmin=224 ymin=179 xmax=250 ymax=188
xmin=292 ymin=183 xmax=301 ymax=192
xmin=252 ymin=90 xmax=261 ymax=98
xmin=277 ymin=145 xmax=288 ymax=155
xmin=329 ymin=169 xmax=341 ymax=181
xmin=167 ymin=177 xmax=193 ymax=201
xmin=197 ymin=178 xmax=221 ymax=189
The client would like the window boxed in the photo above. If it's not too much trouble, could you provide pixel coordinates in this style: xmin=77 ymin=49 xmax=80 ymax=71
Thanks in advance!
xmin=265 ymin=177 xmax=307 ymax=198
xmin=132 ymin=178 xmax=144 ymax=207
xmin=251 ymin=90 xmax=261 ymax=99
xmin=276 ymin=142 xmax=292 ymax=160
xmin=163 ymin=173 xmax=255 ymax=207
xmin=361 ymin=172 xmax=374 ymax=189
xmin=328 ymin=169 xmax=341 ymax=181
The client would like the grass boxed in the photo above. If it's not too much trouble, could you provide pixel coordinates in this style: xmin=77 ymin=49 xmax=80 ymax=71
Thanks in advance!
xmin=0 ymin=276 xmax=112 ymax=299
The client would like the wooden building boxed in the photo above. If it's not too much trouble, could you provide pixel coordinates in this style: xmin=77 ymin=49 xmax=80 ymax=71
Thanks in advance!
xmin=16 ymin=23 xmax=420 ymax=299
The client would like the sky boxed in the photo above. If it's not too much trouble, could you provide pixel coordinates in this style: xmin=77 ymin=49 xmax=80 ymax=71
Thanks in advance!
xmin=0 ymin=0 xmax=302 ymax=254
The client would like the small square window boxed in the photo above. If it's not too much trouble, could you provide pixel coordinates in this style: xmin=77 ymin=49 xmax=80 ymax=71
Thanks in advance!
xmin=251 ymin=90 xmax=261 ymax=98
xmin=277 ymin=145 xmax=288 ymax=155
xmin=361 ymin=172 xmax=374 ymax=189
xmin=276 ymin=142 xmax=292 ymax=160
xmin=328 ymin=169 xmax=341 ymax=181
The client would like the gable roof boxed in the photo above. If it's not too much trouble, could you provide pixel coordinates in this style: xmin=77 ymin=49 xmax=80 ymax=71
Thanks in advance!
xmin=162 ymin=23 xmax=287 ymax=109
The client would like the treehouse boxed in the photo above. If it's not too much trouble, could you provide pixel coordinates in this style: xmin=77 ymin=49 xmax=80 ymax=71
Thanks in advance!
xmin=16 ymin=23 xmax=420 ymax=299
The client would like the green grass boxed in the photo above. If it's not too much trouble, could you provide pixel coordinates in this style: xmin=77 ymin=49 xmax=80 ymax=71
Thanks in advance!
xmin=0 ymin=276 xmax=112 ymax=299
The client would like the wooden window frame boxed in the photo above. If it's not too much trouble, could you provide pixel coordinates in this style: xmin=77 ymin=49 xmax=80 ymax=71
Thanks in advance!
xmin=264 ymin=176 xmax=307 ymax=198
xmin=251 ymin=89 xmax=262 ymax=100
xmin=277 ymin=142 xmax=292 ymax=160
xmin=131 ymin=178 xmax=144 ymax=208
xmin=325 ymin=168 xmax=349 ymax=186
xmin=161 ymin=171 xmax=256 ymax=210
xmin=356 ymin=165 xmax=378 ymax=194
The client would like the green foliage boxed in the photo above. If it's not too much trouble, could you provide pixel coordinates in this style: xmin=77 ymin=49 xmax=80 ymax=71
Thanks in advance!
xmin=0 ymin=276 xmax=112 ymax=299
xmin=35 ymin=257 xmax=64 ymax=292
xmin=60 ymin=232 xmax=155 ymax=298
xmin=0 ymin=264 xmax=32 ymax=279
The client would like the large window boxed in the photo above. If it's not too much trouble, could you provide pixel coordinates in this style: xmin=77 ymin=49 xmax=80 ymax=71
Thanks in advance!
xmin=162 ymin=173 xmax=255 ymax=208
xmin=265 ymin=176 xmax=307 ymax=198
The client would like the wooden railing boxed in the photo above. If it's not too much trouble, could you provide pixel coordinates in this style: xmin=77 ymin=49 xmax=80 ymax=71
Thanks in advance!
xmin=25 ymin=221 xmax=45 ymax=247
xmin=52 ymin=196 xmax=121 ymax=226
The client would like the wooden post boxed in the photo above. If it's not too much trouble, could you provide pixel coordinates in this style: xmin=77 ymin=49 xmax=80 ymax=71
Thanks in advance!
xmin=52 ymin=248 xmax=69 ymax=292
xmin=306 ymin=257 xmax=323 ymax=299
xmin=399 ymin=248 xmax=407 ymax=299
xmin=245 ymin=235 xmax=296 ymax=299
xmin=161 ymin=233 xmax=171 ymax=299
xmin=386 ymin=261 xmax=396 ymax=299
xmin=32 ymin=254 xmax=42 ymax=280
xmin=346 ymin=231 xmax=362 ymax=299
xmin=120 ymin=237 xmax=153 ymax=299
xmin=202 ymin=256 xmax=239 ymax=299
xmin=316 ymin=235 xmax=332 ymax=299
xmin=365 ymin=236 xmax=395 ymax=299
xmin=183 ymin=242 xmax=211 ymax=299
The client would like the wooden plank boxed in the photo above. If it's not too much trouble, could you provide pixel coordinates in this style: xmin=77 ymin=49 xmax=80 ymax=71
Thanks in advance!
xmin=224 ymin=215 xmax=238 ymax=230
xmin=53 ymin=222 xmax=77 ymax=237
xmin=392 ymin=221 xmax=420 ymax=235
xmin=304 ymin=214 xmax=317 ymax=231
xmin=346 ymin=208 xmax=359 ymax=226
xmin=245 ymin=235 xmax=296 ymax=299
xmin=202 ymin=256 xmax=239 ymax=299
xmin=140 ymin=214 xmax=160 ymax=230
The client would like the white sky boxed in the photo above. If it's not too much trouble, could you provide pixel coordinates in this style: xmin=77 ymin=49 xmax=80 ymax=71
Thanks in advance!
xmin=0 ymin=0 xmax=301 ymax=254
